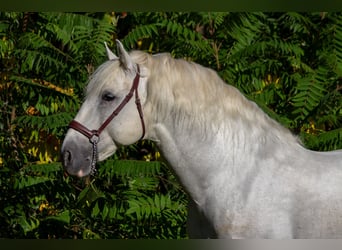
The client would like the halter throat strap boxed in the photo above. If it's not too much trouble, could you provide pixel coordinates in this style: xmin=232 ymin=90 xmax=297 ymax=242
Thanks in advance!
xmin=68 ymin=65 xmax=145 ymax=174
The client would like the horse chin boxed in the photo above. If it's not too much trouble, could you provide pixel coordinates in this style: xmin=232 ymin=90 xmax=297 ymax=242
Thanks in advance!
xmin=75 ymin=168 xmax=91 ymax=178
xmin=72 ymin=150 xmax=114 ymax=178
xmin=64 ymin=163 xmax=92 ymax=178
xmin=75 ymin=147 xmax=115 ymax=177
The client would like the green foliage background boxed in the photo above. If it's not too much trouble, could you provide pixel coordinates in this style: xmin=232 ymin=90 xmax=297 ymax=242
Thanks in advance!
xmin=0 ymin=12 xmax=341 ymax=239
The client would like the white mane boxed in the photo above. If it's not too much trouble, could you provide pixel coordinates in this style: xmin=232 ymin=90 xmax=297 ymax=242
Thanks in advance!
xmin=128 ymin=50 xmax=299 ymax=146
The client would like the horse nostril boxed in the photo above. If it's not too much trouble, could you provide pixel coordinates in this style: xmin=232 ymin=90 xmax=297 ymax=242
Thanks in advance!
xmin=63 ymin=150 xmax=72 ymax=166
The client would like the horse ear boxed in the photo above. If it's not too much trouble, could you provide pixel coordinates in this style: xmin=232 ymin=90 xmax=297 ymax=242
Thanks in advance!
xmin=104 ymin=42 xmax=118 ymax=60
xmin=116 ymin=39 xmax=135 ymax=71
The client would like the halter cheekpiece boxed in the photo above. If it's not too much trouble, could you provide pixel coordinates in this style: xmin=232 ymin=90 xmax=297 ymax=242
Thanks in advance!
xmin=68 ymin=64 xmax=145 ymax=175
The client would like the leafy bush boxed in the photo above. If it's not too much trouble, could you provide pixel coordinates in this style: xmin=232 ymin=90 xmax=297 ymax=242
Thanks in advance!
xmin=0 ymin=12 xmax=341 ymax=239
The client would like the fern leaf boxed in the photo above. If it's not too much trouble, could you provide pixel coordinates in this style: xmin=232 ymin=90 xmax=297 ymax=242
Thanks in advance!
xmin=123 ymin=24 xmax=158 ymax=48
xmin=98 ymin=160 xmax=162 ymax=179
xmin=126 ymin=193 xmax=179 ymax=220
xmin=331 ymin=14 xmax=342 ymax=77
xmin=14 ymin=175 xmax=53 ymax=190
xmin=278 ymin=12 xmax=314 ymax=34
xmin=291 ymin=67 xmax=328 ymax=121
xmin=301 ymin=128 xmax=342 ymax=151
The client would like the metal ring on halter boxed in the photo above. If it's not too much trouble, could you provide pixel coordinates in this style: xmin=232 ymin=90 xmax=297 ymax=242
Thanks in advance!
xmin=89 ymin=133 xmax=100 ymax=144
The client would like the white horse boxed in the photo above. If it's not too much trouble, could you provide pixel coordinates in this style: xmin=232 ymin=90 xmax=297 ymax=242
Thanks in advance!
xmin=62 ymin=40 xmax=342 ymax=239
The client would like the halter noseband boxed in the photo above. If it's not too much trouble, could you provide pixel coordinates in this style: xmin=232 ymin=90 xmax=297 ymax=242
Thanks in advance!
xmin=68 ymin=65 xmax=145 ymax=175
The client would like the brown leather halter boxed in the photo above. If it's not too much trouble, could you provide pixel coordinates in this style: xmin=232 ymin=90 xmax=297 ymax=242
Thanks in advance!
xmin=68 ymin=65 xmax=145 ymax=175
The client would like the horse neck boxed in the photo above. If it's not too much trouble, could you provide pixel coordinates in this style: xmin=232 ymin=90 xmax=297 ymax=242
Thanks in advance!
xmin=150 ymin=104 xmax=296 ymax=205
xmin=145 ymin=57 xmax=299 ymax=204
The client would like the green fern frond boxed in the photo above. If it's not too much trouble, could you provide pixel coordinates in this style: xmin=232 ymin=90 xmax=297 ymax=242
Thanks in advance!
xmin=278 ymin=12 xmax=314 ymax=34
xmin=161 ymin=19 xmax=201 ymax=41
xmin=98 ymin=160 xmax=162 ymax=179
xmin=301 ymin=128 xmax=342 ymax=151
xmin=122 ymin=24 xmax=158 ymax=48
xmin=89 ymin=18 xmax=116 ymax=56
xmin=227 ymin=13 xmax=266 ymax=53
xmin=14 ymin=162 xmax=61 ymax=190
xmin=126 ymin=193 xmax=185 ymax=220
xmin=291 ymin=67 xmax=328 ymax=121
xmin=330 ymin=14 xmax=342 ymax=77
xmin=15 ymin=49 xmax=66 ymax=74
xmin=91 ymin=200 xmax=125 ymax=222
xmin=22 ymin=162 xmax=62 ymax=174
xmin=40 ymin=12 xmax=94 ymax=33
xmin=45 ymin=23 xmax=78 ymax=55
xmin=16 ymin=112 xmax=74 ymax=132
xmin=210 ymin=12 xmax=229 ymax=29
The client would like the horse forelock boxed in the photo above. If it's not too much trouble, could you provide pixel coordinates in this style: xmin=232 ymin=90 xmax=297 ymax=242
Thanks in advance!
xmin=85 ymin=60 xmax=124 ymax=98
xmin=85 ymin=51 xmax=150 ymax=98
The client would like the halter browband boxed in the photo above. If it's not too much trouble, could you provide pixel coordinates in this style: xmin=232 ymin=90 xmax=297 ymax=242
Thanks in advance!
xmin=68 ymin=64 xmax=145 ymax=175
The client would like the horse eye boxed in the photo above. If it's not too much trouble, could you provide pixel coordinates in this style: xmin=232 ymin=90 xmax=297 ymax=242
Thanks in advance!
xmin=102 ymin=92 xmax=116 ymax=102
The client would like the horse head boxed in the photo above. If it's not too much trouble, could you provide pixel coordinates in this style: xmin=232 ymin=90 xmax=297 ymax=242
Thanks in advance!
xmin=61 ymin=40 xmax=148 ymax=177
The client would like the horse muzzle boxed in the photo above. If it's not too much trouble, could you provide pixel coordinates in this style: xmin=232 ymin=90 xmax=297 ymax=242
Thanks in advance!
xmin=61 ymin=138 xmax=93 ymax=177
